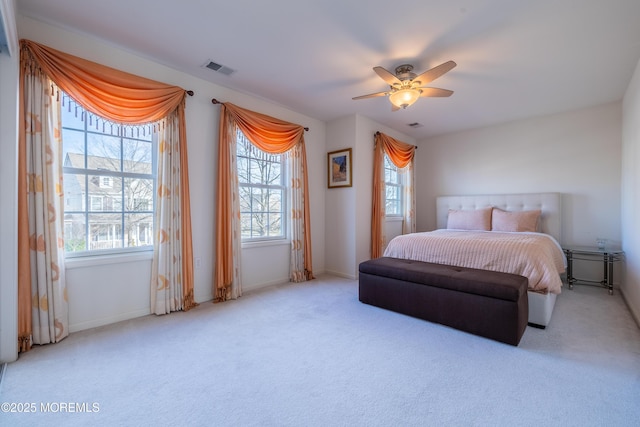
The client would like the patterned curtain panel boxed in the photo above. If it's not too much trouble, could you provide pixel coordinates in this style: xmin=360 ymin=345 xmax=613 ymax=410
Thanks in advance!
xmin=214 ymin=109 xmax=243 ymax=302
xmin=215 ymin=103 xmax=314 ymax=301
xmin=151 ymin=108 xmax=197 ymax=314
xmin=289 ymin=143 xmax=313 ymax=282
xmin=401 ymin=161 xmax=416 ymax=235
xmin=371 ymin=132 xmax=416 ymax=259
xmin=18 ymin=65 xmax=69 ymax=351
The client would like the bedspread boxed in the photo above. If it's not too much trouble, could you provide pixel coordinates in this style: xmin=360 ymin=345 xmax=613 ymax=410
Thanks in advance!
xmin=383 ymin=230 xmax=566 ymax=294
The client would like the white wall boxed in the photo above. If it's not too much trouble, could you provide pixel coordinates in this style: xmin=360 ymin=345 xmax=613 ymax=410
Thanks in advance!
xmin=17 ymin=15 xmax=326 ymax=333
xmin=621 ymin=57 xmax=640 ymax=323
xmin=416 ymin=102 xmax=622 ymax=248
xmin=325 ymin=114 xmax=414 ymax=278
xmin=325 ymin=115 xmax=357 ymax=278
xmin=0 ymin=0 xmax=18 ymax=363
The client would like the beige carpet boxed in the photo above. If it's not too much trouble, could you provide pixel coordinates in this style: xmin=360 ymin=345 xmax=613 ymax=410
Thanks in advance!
xmin=1 ymin=274 xmax=639 ymax=426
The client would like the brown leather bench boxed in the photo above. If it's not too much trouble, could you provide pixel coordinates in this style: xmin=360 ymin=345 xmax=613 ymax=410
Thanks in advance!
xmin=358 ymin=257 xmax=529 ymax=346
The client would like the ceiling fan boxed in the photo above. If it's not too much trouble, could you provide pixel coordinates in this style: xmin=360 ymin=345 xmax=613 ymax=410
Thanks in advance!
xmin=352 ymin=60 xmax=456 ymax=111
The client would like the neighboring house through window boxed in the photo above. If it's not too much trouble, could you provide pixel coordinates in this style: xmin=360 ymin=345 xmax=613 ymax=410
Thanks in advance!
xmin=62 ymin=95 xmax=156 ymax=254
xmin=236 ymin=129 xmax=286 ymax=241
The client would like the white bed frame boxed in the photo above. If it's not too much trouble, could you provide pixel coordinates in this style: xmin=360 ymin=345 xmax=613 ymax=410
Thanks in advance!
xmin=436 ymin=193 xmax=563 ymax=328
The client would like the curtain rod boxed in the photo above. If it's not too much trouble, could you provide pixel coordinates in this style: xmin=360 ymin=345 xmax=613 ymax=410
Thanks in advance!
xmin=375 ymin=131 xmax=418 ymax=149
xmin=212 ymin=98 xmax=309 ymax=131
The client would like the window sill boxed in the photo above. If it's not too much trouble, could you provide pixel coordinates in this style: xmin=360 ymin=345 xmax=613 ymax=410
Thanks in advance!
xmin=385 ymin=216 xmax=404 ymax=222
xmin=241 ymin=239 xmax=290 ymax=250
xmin=65 ymin=250 xmax=153 ymax=270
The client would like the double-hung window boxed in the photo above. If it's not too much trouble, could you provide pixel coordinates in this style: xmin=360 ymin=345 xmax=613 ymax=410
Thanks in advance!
xmin=236 ymin=129 xmax=286 ymax=241
xmin=384 ymin=154 xmax=403 ymax=217
xmin=61 ymin=95 xmax=156 ymax=255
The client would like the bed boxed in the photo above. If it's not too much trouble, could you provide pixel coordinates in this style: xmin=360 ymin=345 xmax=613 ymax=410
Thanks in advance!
xmin=383 ymin=193 xmax=566 ymax=327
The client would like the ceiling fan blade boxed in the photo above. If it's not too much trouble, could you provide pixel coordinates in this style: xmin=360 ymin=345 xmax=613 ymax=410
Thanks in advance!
xmin=373 ymin=66 xmax=402 ymax=86
xmin=419 ymin=87 xmax=454 ymax=97
xmin=352 ymin=91 xmax=388 ymax=100
xmin=412 ymin=60 xmax=457 ymax=86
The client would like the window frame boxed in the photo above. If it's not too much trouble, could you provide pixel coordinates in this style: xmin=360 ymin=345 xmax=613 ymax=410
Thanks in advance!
xmin=384 ymin=154 xmax=404 ymax=218
xmin=61 ymin=98 xmax=157 ymax=258
xmin=236 ymin=129 xmax=288 ymax=244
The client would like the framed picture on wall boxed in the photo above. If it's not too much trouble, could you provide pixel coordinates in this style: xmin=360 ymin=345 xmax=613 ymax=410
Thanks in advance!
xmin=327 ymin=148 xmax=352 ymax=188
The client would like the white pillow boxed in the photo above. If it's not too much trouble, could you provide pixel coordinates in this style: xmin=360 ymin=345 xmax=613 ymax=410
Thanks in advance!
xmin=447 ymin=207 xmax=492 ymax=231
xmin=491 ymin=208 xmax=541 ymax=232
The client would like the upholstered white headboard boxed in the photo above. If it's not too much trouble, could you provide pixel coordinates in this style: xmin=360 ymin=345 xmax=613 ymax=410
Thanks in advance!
xmin=436 ymin=193 xmax=562 ymax=243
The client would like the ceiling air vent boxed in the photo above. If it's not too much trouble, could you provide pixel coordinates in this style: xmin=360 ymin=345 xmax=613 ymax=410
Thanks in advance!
xmin=203 ymin=60 xmax=236 ymax=76
xmin=407 ymin=122 xmax=423 ymax=128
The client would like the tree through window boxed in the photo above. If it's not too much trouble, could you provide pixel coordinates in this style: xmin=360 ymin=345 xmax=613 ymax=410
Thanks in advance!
xmin=236 ymin=129 xmax=286 ymax=241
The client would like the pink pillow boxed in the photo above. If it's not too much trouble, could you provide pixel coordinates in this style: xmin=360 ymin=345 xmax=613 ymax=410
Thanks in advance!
xmin=447 ymin=207 xmax=492 ymax=231
xmin=491 ymin=208 xmax=541 ymax=232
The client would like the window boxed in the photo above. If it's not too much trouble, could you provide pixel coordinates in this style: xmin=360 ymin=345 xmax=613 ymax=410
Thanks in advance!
xmin=62 ymin=96 xmax=156 ymax=255
xmin=384 ymin=154 xmax=403 ymax=216
xmin=236 ymin=129 xmax=286 ymax=241
xmin=100 ymin=176 xmax=112 ymax=188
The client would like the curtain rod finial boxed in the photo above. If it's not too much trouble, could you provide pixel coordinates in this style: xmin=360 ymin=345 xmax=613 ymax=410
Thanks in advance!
xmin=186 ymin=90 xmax=194 ymax=96
xmin=212 ymin=98 xmax=221 ymax=105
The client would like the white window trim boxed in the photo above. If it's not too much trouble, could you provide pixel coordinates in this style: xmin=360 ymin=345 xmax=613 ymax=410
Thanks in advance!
xmin=384 ymin=155 xmax=404 ymax=218
xmin=385 ymin=216 xmax=404 ymax=222
xmin=241 ymin=238 xmax=290 ymax=249
xmin=65 ymin=249 xmax=153 ymax=269
xmin=237 ymin=132 xmax=288 ymax=242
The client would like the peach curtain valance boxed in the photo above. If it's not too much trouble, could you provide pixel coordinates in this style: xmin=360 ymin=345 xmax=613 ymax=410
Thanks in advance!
xmin=375 ymin=131 xmax=416 ymax=169
xmin=20 ymin=39 xmax=188 ymax=124
xmin=223 ymin=102 xmax=305 ymax=154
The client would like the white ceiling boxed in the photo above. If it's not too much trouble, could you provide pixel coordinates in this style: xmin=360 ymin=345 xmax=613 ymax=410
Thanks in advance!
xmin=15 ymin=0 xmax=640 ymax=140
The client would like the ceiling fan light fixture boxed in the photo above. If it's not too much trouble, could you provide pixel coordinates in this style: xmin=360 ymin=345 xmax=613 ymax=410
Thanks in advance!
xmin=389 ymin=88 xmax=421 ymax=109
xmin=353 ymin=60 xmax=456 ymax=110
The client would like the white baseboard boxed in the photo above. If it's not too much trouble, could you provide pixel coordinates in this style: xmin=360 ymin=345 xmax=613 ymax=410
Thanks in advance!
xmin=620 ymin=288 xmax=640 ymax=329
xmin=0 ymin=362 xmax=6 ymax=392
xmin=195 ymin=291 xmax=214 ymax=304
xmin=69 ymin=272 xmax=332 ymax=333
xmin=242 ymin=277 xmax=290 ymax=293
xmin=69 ymin=308 xmax=151 ymax=333
xmin=324 ymin=270 xmax=356 ymax=280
